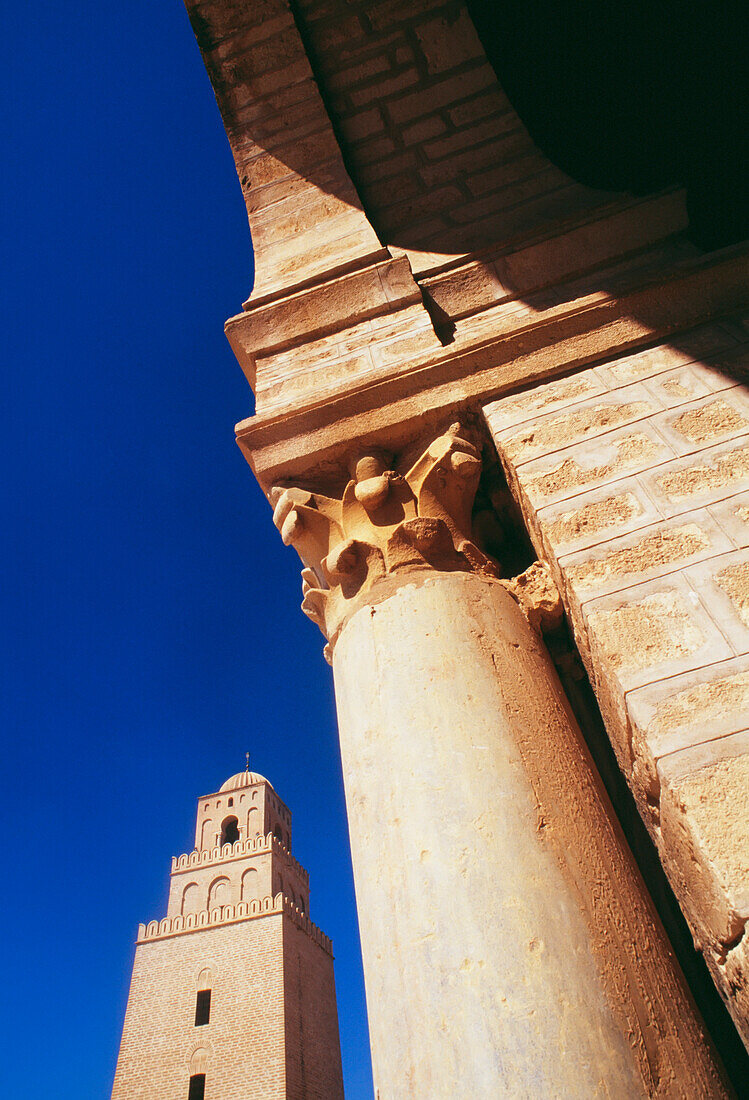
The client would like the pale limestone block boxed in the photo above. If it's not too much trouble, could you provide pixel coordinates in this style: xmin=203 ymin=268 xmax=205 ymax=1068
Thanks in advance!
xmin=658 ymin=731 xmax=749 ymax=954
xmin=685 ymin=548 xmax=749 ymax=653
xmin=260 ymin=227 xmax=383 ymax=304
xmin=626 ymin=655 xmax=749 ymax=821
xmin=583 ymin=574 xmax=733 ymax=690
xmin=639 ymin=364 xmax=736 ymax=410
xmin=536 ymin=475 xmax=664 ymax=557
xmin=518 ymin=423 xmax=675 ymax=509
xmin=558 ymin=510 xmax=732 ymax=619
xmin=483 ymin=369 xmax=607 ymax=434
xmin=643 ymin=433 xmax=749 ymax=515
xmin=255 ymin=301 xmax=440 ymax=415
xmin=593 ymin=325 xmax=738 ymax=388
xmin=627 ymin=654 xmax=749 ymax=769
xmin=581 ymin=575 xmax=733 ymax=768
xmin=650 ymin=390 xmax=749 ymax=456
xmin=655 ymin=726 xmax=743 ymax=1042
xmin=708 ymin=490 xmax=749 ymax=548
xmin=493 ymin=382 xmax=660 ymax=467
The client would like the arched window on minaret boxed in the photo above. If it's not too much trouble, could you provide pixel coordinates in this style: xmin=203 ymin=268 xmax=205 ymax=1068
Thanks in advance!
xmin=273 ymin=825 xmax=283 ymax=844
xmin=199 ymin=818 xmax=214 ymax=850
xmin=196 ymin=967 xmax=213 ymax=990
xmin=220 ymin=816 xmax=239 ymax=846
xmin=246 ymin=806 xmax=260 ymax=836
xmin=181 ymin=883 xmax=201 ymax=916
xmin=208 ymin=877 xmax=231 ymax=909
xmin=188 ymin=1048 xmax=209 ymax=1100
xmin=241 ymin=867 xmax=259 ymax=902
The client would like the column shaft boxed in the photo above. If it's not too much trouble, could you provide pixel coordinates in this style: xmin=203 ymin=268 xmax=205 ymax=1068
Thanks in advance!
xmin=332 ymin=572 xmax=726 ymax=1097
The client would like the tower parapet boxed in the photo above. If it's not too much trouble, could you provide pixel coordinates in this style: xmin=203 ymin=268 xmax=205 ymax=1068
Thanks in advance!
xmin=170 ymin=833 xmax=309 ymax=886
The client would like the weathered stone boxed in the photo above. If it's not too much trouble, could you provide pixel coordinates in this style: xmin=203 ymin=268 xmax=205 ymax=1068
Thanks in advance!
xmin=709 ymin=490 xmax=749 ymax=548
xmin=628 ymin=656 xmax=749 ymax=767
xmin=716 ymin=560 xmax=749 ymax=626
xmin=538 ymin=482 xmax=654 ymax=556
xmin=333 ymin=571 xmax=727 ymax=1096
xmin=671 ymin=398 xmax=749 ymax=445
xmin=484 ymin=370 xmax=607 ymax=433
xmin=487 ymin=324 xmax=749 ymax=1048
xmin=650 ymin=438 xmax=749 ymax=508
xmin=659 ymin=733 xmax=749 ymax=1042
xmin=522 ymin=427 xmax=672 ymax=507
xmin=501 ymin=559 xmax=563 ymax=632
xmin=561 ymin=515 xmax=728 ymax=606
xmin=685 ymin=551 xmax=749 ymax=653
xmin=182 ymin=1 xmax=749 ymax=1078
xmin=499 ymin=391 xmax=655 ymax=465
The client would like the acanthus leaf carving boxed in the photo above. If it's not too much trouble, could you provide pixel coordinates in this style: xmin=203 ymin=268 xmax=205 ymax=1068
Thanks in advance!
xmin=271 ymin=424 xmax=500 ymax=653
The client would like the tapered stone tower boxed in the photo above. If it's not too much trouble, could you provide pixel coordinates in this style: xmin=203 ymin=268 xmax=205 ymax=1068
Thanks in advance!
xmin=112 ymin=767 xmax=344 ymax=1100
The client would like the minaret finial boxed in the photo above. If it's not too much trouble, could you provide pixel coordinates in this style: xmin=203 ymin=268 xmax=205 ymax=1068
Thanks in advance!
xmin=245 ymin=751 xmax=250 ymax=773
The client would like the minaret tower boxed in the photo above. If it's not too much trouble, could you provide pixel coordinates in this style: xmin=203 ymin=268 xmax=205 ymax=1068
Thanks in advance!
xmin=112 ymin=766 xmax=344 ymax=1099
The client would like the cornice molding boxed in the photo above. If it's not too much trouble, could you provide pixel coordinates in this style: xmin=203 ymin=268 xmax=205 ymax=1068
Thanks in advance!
xmin=237 ymin=244 xmax=749 ymax=489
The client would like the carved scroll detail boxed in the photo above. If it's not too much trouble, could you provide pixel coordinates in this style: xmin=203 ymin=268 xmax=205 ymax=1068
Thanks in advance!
xmin=271 ymin=425 xmax=499 ymax=651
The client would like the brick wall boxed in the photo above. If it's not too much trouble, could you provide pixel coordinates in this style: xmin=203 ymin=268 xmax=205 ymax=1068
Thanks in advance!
xmin=292 ymin=0 xmax=687 ymax=281
xmin=283 ymin=920 xmax=345 ymax=1099
xmin=484 ymin=313 xmax=749 ymax=1045
xmin=188 ymin=0 xmax=689 ymax=330
xmin=113 ymin=911 xmax=342 ymax=1099
xmin=112 ymin=917 xmax=288 ymax=1099
xmin=293 ymin=0 xmax=603 ymax=265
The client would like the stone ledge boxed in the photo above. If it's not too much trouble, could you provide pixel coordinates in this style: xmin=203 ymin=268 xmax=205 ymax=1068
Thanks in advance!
xmin=235 ymin=243 xmax=749 ymax=489
xmin=417 ymin=190 xmax=687 ymax=321
xmin=226 ymin=252 xmax=420 ymax=388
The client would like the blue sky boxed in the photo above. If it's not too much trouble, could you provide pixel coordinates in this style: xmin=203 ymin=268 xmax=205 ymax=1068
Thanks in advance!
xmin=2 ymin=3 xmax=372 ymax=1095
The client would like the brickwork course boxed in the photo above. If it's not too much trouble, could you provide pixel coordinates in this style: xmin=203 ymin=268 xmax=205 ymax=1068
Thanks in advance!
xmin=180 ymin=0 xmax=749 ymax=1090
xmin=112 ymin=771 xmax=344 ymax=1099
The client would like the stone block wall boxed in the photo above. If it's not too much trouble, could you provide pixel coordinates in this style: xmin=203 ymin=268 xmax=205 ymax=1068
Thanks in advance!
xmin=183 ymin=0 xmax=749 ymax=1061
xmin=185 ymin=0 xmax=382 ymax=302
xmin=484 ymin=314 xmax=749 ymax=1044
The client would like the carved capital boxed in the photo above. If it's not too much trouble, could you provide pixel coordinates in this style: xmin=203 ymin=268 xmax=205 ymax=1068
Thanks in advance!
xmin=271 ymin=424 xmax=499 ymax=653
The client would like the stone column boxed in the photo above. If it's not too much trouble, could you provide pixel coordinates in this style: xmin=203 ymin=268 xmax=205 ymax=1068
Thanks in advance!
xmin=272 ymin=425 xmax=728 ymax=1098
